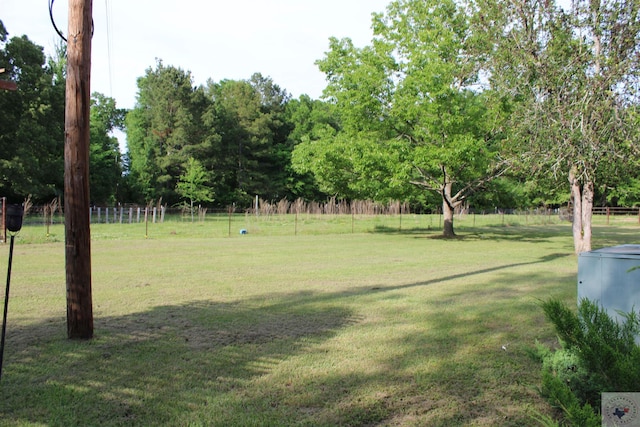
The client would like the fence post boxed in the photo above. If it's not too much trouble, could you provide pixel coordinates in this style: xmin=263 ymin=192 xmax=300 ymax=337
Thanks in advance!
xmin=97 ymin=207 xmax=101 ymax=223
xmin=606 ymin=207 xmax=610 ymax=225
xmin=351 ymin=209 xmax=354 ymax=234
xmin=152 ymin=207 xmax=157 ymax=223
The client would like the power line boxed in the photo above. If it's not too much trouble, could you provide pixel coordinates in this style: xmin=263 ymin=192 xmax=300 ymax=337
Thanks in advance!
xmin=48 ymin=0 xmax=66 ymax=42
xmin=49 ymin=0 xmax=95 ymax=43
xmin=104 ymin=0 xmax=114 ymax=97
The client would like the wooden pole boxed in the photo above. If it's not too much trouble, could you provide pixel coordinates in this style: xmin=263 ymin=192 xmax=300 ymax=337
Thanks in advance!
xmin=64 ymin=0 xmax=93 ymax=340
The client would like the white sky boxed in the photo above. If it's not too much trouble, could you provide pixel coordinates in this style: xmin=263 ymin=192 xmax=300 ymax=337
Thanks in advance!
xmin=2 ymin=0 xmax=391 ymax=110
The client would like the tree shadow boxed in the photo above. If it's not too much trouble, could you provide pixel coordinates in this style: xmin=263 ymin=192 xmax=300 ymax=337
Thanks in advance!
xmin=373 ymin=223 xmax=579 ymax=246
xmin=591 ymin=225 xmax=640 ymax=248
xmin=214 ymin=260 xmax=576 ymax=425
xmin=0 ymin=300 xmax=358 ymax=426
xmin=0 ymin=249 xmax=575 ymax=425
xmin=372 ymin=225 xmax=435 ymax=235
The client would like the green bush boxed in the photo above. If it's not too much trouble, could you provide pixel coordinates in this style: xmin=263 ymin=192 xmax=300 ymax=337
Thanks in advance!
xmin=536 ymin=298 xmax=640 ymax=425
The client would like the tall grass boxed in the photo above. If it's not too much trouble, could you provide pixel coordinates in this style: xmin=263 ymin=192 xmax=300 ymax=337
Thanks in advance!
xmin=0 ymin=219 xmax=636 ymax=425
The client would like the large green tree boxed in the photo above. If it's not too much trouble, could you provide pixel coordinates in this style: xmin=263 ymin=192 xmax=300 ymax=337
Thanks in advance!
xmin=481 ymin=0 xmax=640 ymax=253
xmin=0 ymin=22 xmax=66 ymax=202
xmin=300 ymin=0 xmax=507 ymax=236
xmin=126 ymin=60 xmax=210 ymax=204
xmin=89 ymin=93 xmax=126 ymax=204
xmin=205 ymin=73 xmax=290 ymax=206
xmin=287 ymin=95 xmax=341 ymax=201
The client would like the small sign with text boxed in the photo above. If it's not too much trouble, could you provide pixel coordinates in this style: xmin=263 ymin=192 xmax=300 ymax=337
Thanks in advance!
xmin=602 ymin=393 xmax=640 ymax=426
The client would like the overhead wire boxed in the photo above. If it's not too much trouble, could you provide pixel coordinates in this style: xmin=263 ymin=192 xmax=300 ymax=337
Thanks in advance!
xmin=48 ymin=0 xmax=95 ymax=42
xmin=104 ymin=0 xmax=114 ymax=97
xmin=48 ymin=0 xmax=66 ymax=42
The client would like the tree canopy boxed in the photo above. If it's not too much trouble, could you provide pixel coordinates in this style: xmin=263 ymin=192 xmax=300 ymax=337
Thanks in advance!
xmin=176 ymin=157 xmax=214 ymax=221
xmin=480 ymin=0 xmax=640 ymax=252
xmin=296 ymin=0 xmax=510 ymax=236
xmin=0 ymin=25 xmax=65 ymax=202
xmin=0 ymin=22 xmax=126 ymax=205
xmin=1 ymin=6 xmax=639 ymax=241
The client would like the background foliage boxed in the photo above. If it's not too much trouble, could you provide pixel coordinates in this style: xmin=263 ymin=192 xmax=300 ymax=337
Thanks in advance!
xmin=1 ymin=0 xmax=639 ymax=215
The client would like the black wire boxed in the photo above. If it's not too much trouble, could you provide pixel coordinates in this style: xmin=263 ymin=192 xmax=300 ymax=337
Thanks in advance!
xmin=49 ymin=0 xmax=67 ymax=42
xmin=49 ymin=0 xmax=95 ymax=43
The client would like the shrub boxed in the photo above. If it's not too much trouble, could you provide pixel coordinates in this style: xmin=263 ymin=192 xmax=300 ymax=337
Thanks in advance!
xmin=536 ymin=298 xmax=640 ymax=425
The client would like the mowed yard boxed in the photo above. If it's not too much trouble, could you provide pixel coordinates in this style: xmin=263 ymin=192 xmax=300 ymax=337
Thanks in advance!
xmin=0 ymin=218 xmax=636 ymax=426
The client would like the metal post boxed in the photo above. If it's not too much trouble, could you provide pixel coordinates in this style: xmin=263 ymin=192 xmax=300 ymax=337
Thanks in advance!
xmin=0 ymin=204 xmax=23 ymax=380
xmin=0 ymin=234 xmax=16 ymax=380
xmin=1 ymin=197 xmax=5 ymax=244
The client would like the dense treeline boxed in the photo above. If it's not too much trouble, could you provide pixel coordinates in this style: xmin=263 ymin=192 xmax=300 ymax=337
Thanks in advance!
xmin=1 ymin=0 xmax=639 ymax=247
xmin=125 ymin=63 xmax=322 ymax=208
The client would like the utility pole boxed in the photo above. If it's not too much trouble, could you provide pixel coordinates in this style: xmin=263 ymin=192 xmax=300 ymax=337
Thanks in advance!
xmin=65 ymin=0 xmax=93 ymax=339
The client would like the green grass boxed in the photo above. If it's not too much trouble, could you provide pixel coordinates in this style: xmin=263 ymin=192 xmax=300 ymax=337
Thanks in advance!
xmin=0 ymin=216 xmax=636 ymax=426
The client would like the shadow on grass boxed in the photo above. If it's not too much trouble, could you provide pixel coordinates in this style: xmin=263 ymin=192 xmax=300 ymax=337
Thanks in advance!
xmin=373 ymin=223 xmax=575 ymax=244
xmin=233 ymin=256 xmax=576 ymax=426
xmin=372 ymin=225 xmax=435 ymax=235
xmin=591 ymin=225 xmax=640 ymax=248
xmin=0 ymin=301 xmax=359 ymax=426
xmin=0 ymin=251 xmax=574 ymax=426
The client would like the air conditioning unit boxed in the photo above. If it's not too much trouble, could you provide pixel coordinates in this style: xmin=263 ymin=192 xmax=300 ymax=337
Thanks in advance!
xmin=578 ymin=244 xmax=640 ymax=323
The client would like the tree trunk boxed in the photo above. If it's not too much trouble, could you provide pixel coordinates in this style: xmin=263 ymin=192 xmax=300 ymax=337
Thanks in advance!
xmin=442 ymin=182 xmax=456 ymax=237
xmin=569 ymin=168 xmax=593 ymax=254
xmin=443 ymin=199 xmax=455 ymax=237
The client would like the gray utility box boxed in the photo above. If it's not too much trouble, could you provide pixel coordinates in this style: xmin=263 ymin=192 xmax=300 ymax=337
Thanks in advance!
xmin=578 ymin=244 xmax=640 ymax=323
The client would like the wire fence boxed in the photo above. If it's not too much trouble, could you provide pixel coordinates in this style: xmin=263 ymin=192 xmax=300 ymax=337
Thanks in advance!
xmin=3 ymin=196 xmax=640 ymax=241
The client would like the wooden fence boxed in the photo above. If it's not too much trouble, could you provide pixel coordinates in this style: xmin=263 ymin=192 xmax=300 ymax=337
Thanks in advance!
xmin=592 ymin=206 xmax=640 ymax=225
xmin=4 ymin=197 xmax=640 ymax=237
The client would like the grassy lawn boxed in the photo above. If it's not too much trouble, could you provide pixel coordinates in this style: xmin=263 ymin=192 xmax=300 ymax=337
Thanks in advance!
xmin=0 ymin=216 xmax=636 ymax=426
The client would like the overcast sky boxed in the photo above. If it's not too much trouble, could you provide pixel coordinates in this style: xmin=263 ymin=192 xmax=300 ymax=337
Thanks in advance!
xmin=2 ymin=0 xmax=391 ymax=110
